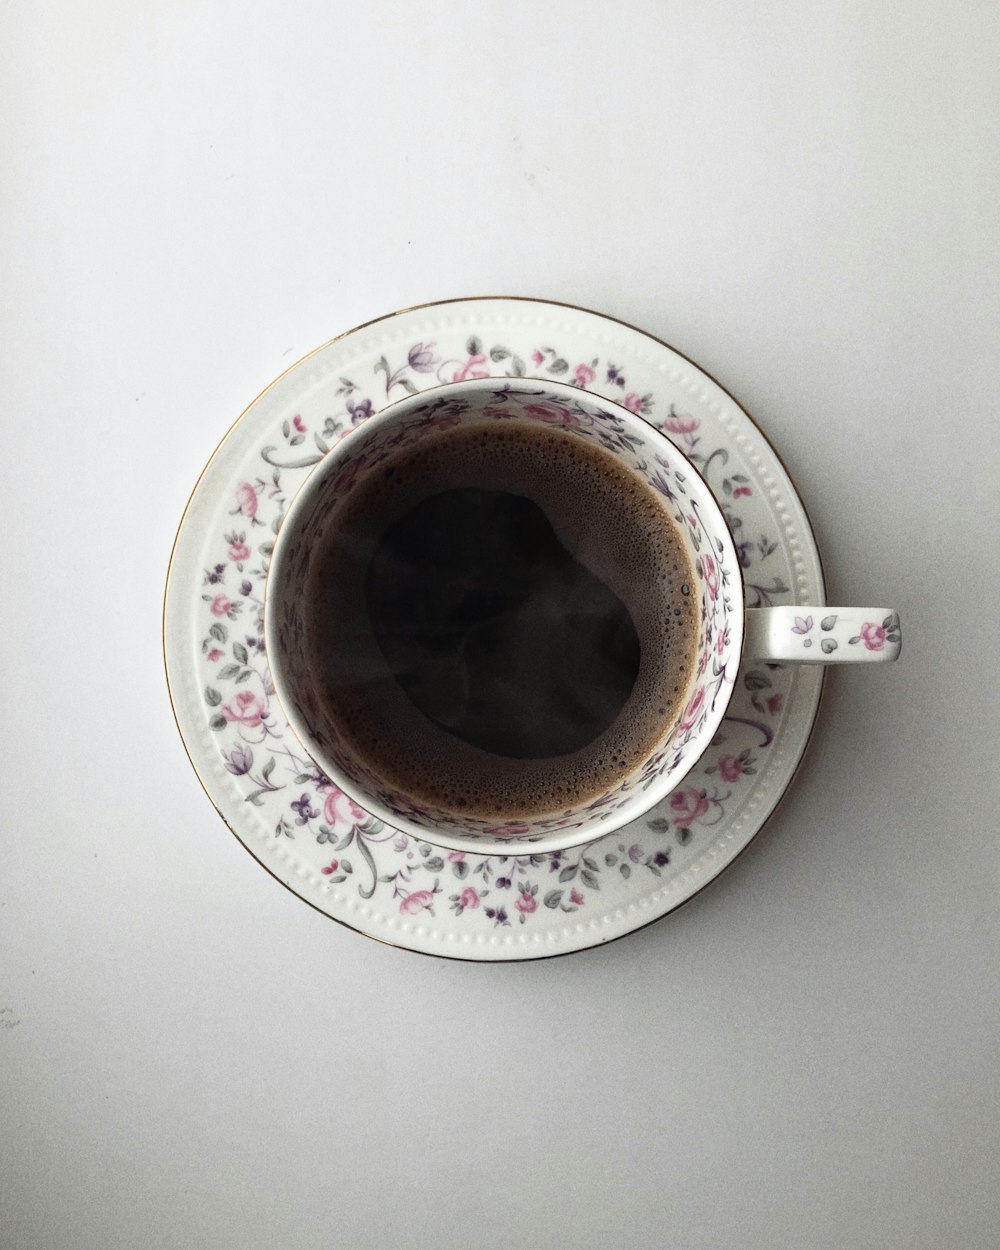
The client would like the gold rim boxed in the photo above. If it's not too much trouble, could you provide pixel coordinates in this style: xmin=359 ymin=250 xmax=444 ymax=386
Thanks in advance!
xmin=163 ymin=295 xmax=827 ymax=962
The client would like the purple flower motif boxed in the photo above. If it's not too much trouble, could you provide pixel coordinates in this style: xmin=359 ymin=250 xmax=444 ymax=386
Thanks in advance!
xmin=291 ymin=793 xmax=319 ymax=826
xmin=347 ymin=398 xmax=374 ymax=425
xmin=495 ymin=876 xmax=512 ymax=890
xmin=653 ymin=850 xmax=670 ymax=867
xmin=791 ymin=615 xmax=814 ymax=635
xmin=224 ymin=745 xmax=254 ymax=776
xmin=628 ymin=843 xmax=643 ymax=863
xmin=607 ymin=364 xmax=625 ymax=387
xmin=407 ymin=342 xmax=436 ymax=373
xmin=737 ymin=541 xmax=754 ymax=569
xmin=240 ymin=579 xmax=252 ymax=596
xmin=647 ymin=470 xmax=677 ymax=502
xmin=203 ymin=563 xmax=226 ymax=585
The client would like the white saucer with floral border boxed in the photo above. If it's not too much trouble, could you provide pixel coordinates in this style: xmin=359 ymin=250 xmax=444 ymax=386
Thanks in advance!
xmin=164 ymin=297 xmax=825 ymax=960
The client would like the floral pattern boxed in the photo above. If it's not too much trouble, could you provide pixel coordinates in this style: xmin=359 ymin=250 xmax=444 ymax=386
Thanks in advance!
xmin=782 ymin=609 xmax=901 ymax=658
xmin=267 ymin=379 xmax=739 ymax=849
xmin=177 ymin=313 xmax=814 ymax=941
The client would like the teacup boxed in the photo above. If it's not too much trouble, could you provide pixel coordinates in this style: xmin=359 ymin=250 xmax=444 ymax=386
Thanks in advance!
xmin=264 ymin=378 xmax=900 ymax=855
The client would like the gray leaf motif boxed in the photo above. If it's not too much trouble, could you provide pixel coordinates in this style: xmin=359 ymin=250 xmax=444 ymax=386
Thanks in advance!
xmin=821 ymin=638 xmax=838 ymax=654
xmin=260 ymin=445 xmax=324 ymax=470
xmin=820 ymin=615 xmax=838 ymax=631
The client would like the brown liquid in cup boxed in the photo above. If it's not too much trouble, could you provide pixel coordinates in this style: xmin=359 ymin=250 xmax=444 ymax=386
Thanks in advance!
xmin=305 ymin=421 xmax=699 ymax=819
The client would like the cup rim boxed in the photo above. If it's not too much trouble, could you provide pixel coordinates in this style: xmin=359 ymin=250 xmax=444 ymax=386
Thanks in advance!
xmin=264 ymin=376 xmax=745 ymax=856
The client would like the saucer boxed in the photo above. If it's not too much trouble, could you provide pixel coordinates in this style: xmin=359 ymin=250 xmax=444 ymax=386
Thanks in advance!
xmin=164 ymin=297 xmax=825 ymax=960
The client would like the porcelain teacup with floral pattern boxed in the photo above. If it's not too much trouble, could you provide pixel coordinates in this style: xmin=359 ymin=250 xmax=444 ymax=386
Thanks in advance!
xmin=265 ymin=379 xmax=900 ymax=856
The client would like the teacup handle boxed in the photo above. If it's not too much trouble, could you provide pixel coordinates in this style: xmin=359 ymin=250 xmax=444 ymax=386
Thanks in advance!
xmin=744 ymin=607 xmax=901 ymax=663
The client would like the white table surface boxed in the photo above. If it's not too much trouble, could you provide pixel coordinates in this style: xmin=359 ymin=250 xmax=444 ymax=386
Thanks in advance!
xmin=4 ymin=3 xmax=999 ymax=1247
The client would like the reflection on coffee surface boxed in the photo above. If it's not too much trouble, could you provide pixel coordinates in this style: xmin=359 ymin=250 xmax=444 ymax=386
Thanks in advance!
xmin=306 ymin=421 xmax=699 ymax=818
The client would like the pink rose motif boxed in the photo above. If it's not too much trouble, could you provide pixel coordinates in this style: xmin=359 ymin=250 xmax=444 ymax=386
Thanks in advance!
xmin=292 ymin=415 xmax=306 ymax=433
xmin=222 ymin=690 xmax=265 ymax=728
xmin=447 ymin=850 xmax=466 ymax=862
xmin=323 ymin=785 xmax=365 ymax=827
xmin=235 ymin=482 xmax=258 ymax=519
xmin=207 ymin=648 xmax=223 ymax=662
xmin=716 ymin=628 xmax=727 ymax=656
xmin=623 ymin=392 xmax=642 ymax=414
xmin=228 ymin=540 xmax=251 ymax=562
xmin=766 ymin=693 xmax=783 ymax=715
xmin=210 ymin=593 xmax=232 ymax=617
xmin=523 ymin=401 xmax=578 ymax=426
xmin=531 ymin=349 xmax=545 ymax=366
xmin=482 ymin=821 xmax=532 ymax=837
xmin=717 ymin=754 xmax=744 ymax=783
xmin=669 ymin=787 xmax=710 ymax=825
xmin=400 ymin=890 xmax=434 ymax=915
xmin=859 ymin=622 xmax=886 ymax=651
xmin=662 ymin=412 xmax=700 ymax=435
xmin=574 ymin=363 xmax=596 ymax=387
xmin=700 ymin=553 xmax=719 ymax=600
xmin=515 ymin=891 xmax=538 ymax=914
xmin=320 ymin=859 xmax=339 ymax=875
xmin=452 ymin=354 xmax=489 ymax=382
xmin=733 ymin=485 xmax=752 ymax=498
xmin=569 ymin=888 xmax=585 ymax=906
xmin=697 ymin=650 xmax=710 ymax=676
xmin=458 ymin=887 xmax=480 ymax=909
xmin=678 ymin=686 xmax=706 ymax=731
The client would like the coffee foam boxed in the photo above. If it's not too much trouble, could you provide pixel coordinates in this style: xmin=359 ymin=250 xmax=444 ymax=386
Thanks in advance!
xmin=305 ymin=420 xmax=699 ymax=819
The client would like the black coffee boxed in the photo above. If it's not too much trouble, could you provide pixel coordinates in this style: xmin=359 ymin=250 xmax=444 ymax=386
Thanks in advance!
xmin=365 ymin=488 xmax=641 ymax=758
xmin=306 ymin=420 xmax=698 ymax=819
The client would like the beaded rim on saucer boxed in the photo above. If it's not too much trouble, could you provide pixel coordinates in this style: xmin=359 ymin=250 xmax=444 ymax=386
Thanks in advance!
xmin=163 ymin=297 xmax=825 ymax=961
